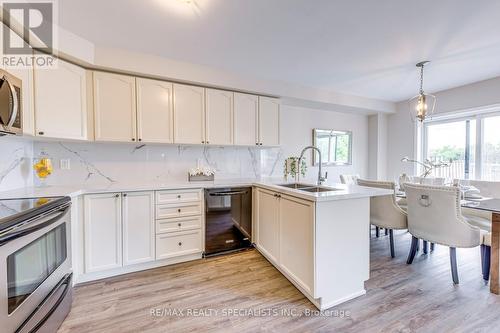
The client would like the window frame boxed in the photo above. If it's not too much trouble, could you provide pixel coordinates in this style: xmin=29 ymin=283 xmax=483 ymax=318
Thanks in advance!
xmin=421 ymin=105 xmax=500 ymax=180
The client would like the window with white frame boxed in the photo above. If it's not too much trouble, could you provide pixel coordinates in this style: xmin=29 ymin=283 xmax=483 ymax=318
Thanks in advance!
xmin=422 ymin=109 xmax=500 ymax=180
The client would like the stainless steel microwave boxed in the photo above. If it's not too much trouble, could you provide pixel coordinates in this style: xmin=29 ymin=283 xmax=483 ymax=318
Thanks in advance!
xmin=0 ymin=69 xmax=22 ymax=136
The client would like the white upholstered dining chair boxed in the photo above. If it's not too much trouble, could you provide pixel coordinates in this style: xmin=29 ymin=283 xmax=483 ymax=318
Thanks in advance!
xmin=404 ymin=183 xmax=483 ymax=284
xmin=357 ymin=179 xmax=407 ymax=258
xmin=340 ymin=174 xmax=359 ymax=185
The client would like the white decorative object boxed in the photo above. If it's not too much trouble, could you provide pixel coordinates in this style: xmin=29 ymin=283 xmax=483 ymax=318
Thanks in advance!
xmin=401 ymin=156 xmax=450 ymax=178
xmin=188 ymin=159 xmax=216 ymax=181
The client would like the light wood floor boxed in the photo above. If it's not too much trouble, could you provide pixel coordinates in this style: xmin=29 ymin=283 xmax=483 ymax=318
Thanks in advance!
xmin=58 ymin=230 xmax=500 ymax=333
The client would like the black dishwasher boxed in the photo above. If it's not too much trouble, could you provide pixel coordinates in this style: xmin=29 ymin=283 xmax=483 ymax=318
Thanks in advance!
xmin=204 ymin=187 xmax=252 ymax=256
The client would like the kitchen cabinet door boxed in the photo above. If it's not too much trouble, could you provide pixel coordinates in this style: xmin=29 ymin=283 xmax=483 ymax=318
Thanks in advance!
xmin=233 ymin=93 xmax=258 ymax=146
xmin=34 ymin=58 xmax=90 ymax=140
xmin=93 ymin=72 xmax=136 ymax=142
xmin=256 ymin=188 xmax=280 ymax=264
xmin=173 ymin=84 xmax=205 ymax=144
xmin=205 ymin=88 xmax=233 ymax=145
xmin=136 ymin=78 xmax=173 ymax=143
xmin=279 ymin=194 xmax=314 ymax=294
xmin=122 ymin=191 xmax=155 ymax=266
xmin=258 ymin=96 xmax=280 ymax=146
xmin=84 ymin=193 xmax=122 ymax=273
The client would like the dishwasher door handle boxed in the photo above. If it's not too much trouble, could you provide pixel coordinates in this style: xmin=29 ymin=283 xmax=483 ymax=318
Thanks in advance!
xmin=209 ymin=191 xmax=248 ymax=196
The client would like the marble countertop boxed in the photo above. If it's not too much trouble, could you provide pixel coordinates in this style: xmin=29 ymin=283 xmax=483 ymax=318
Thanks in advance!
xmin=0 ymin=178 xmax=393 ymax=202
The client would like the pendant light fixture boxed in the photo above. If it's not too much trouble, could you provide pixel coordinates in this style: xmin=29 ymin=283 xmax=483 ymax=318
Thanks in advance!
xmin=408 ymin=61 xmax=436 ymax=122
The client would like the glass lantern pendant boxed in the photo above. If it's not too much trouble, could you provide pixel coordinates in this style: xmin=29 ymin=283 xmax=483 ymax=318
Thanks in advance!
xmin=408 ymin=61 xmax=436 ymax=122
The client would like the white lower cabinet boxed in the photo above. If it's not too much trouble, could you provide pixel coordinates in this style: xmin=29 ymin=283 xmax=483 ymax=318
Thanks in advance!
xmin=81 ymin=188 xmax=204 ymax=280
xmin=84 ymin=193 xmax=123 ymax=273
xmin=122 ymin=191 xmax=155 ymax=266
xmin=256 ymin=188 xmax=280 ymax=264
xmin=84 ymin=191 xmax=154 ymax=274
xmin=156 ymin=229 xmax=203 ymax=260
xmin=278 ymin=194 xmax=314 ymax=294
xmin=255 ymin=187 xmax=315 ymax=295
xmin=154 ymin=189 xmax=203 ymax=260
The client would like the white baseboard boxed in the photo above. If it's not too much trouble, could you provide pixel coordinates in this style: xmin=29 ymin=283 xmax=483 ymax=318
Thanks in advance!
xmin=74 ymin=252 xmax=202 ymax=285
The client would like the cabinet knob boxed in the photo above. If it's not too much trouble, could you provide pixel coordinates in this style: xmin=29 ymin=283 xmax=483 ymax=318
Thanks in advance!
xmin=201 ymin=141 xmax=205 ymax=144
xmin=255 ymin=143 xmax=258 ymax=145
xmin=178 ymin=208 xmax=181 ymax=213
xmin=38 ymin=131 xmax=44 ymax=135
xmin=178 ymin=242 xmax=182 ymax=246
xmin=206 ymin=141 xmax=209 ymax=144
xmin=138 ymin=138 xmax=142 ymax=142
xmin=259 ymin=143 xmax=263 ymax=146
xmin=131 ymin=138 xmax=135 ymax=141
xmin=115 ymin=194 xmax=120 ymax=198
xmin=178 ymin=223 xmax=182 ymax=227
xmin=177 ymin=195 xmax=181 ymax=199
xmin=123 ymin=193 xmax=127 ymax=197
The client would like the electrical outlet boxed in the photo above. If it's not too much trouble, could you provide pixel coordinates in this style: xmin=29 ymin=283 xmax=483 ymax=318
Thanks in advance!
xmin=60 ymin=159 xmax=71 ymax=170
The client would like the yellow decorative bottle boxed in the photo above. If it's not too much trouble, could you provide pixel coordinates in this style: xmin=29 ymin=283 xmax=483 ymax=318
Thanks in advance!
xmin=34 ymin=153 xmax=53 ymax=186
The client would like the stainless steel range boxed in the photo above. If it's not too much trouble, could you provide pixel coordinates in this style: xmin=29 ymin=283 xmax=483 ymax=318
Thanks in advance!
xmin=0 ymin=196 xmax=72 ymax=333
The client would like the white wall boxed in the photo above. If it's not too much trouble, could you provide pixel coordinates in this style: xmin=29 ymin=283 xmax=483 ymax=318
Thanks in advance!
xmin=261 ymin=104 xmax=369 ymax=183
xmin=386 ymin=75 xmax=500 ymax=180
xmin=0 ymin=137 xmax=33 ymax=192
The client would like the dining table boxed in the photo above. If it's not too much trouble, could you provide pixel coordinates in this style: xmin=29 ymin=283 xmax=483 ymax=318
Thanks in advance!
xmin=462 ymin=198 xmax=500 ymax=294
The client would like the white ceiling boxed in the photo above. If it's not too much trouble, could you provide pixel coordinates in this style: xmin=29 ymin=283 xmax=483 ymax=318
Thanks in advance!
xmin=58 ymin=0 xmax=500 ymax=102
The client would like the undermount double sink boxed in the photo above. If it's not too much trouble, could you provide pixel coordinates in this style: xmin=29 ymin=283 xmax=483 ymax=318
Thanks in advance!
xmin=276 ymin=183 xmax=341 ymax=193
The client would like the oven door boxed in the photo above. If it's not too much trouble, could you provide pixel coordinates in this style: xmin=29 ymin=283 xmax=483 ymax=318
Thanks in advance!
xmin=0 ymin=205 xmax=71 ymax=333
xmin=0 ymin=70 xmax=22 ymax=136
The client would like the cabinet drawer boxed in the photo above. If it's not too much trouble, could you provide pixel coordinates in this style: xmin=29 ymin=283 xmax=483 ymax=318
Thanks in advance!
xmin=156 ymin=216 xmax=201 ymax=234
xmin=156 ymin=230 xmax=202 ymax=260
xmin=156 ymin=189 xmax=202 ymax=204
xmin=156 ymin=202 xmax=202 ymax=219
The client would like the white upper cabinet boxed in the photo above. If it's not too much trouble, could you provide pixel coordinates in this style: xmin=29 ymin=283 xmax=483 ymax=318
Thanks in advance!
xmin=93 ymin=72 xmax=137 ymax=142
xmin=258 ymin=97 xmax=280 ymax=146
xmin=34 ymin=58 xmax=91 ymax=140
xmin=234 ymin=93 xmax=258 ymax=146
xmin=122 ymin=191 xmax=155 ymax=266
xmin=173 ymin=83 xmax=205 ymax=144
xmin=136 ymin=78 xmax=173 ymax=143
xmin=205 ymin=88 xmax=233 ymax=145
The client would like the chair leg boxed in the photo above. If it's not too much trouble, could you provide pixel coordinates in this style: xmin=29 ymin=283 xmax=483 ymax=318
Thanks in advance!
xmin=481 ymin=244 xmax=491 ymax=281
xmin=389 ymin=229 xmax=395 ymax=258
xmin=385 ymin=228 xmax=388 ymax=236
xmin=423 ymin=240 xmax=428 ymax=254
xmin=375 ymin=226 xmax=379 ymax=237
xmin=450 ymin=247 xmax=459 ymax=284
xmin=407 ymin=236 xmax=418 ymax=264
xmin=430 ymin=243 xmax=435 ymax=252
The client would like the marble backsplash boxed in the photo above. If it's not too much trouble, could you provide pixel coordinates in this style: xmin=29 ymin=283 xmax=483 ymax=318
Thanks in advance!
xmin=0 ymin=137 xmax=33 ymax=191
xmin=30 ymin=141 xmax=285 ymax=187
